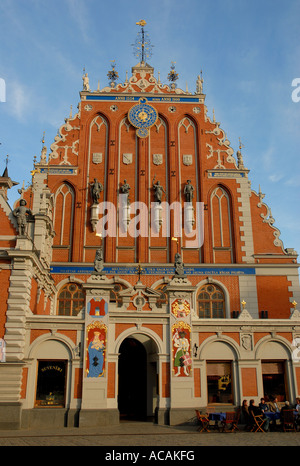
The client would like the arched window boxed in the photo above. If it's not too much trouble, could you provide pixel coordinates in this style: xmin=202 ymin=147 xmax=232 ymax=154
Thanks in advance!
xmin=57 ymin=283 xmax=85 ymax=316
xmin=197 ymin=283 xmax=225 ymax=318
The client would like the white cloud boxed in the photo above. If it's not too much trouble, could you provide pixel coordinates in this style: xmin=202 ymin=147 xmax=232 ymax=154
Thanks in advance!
xmin=65 ymin=0 xmax=91 ymax=44
xmin=269 ymin=173 xmax=284 ymax=183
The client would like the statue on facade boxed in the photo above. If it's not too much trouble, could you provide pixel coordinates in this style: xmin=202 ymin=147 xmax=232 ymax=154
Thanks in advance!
xmin=13 ymin=199 xmax=33 ymax=236
xmin=82 ymin=72 xmax=90 ymax=91
xmin=94 ymin=247 xmax=104 ymax=274
xmin=152 ymin=176 xmax=166 ymax=204
xmin=120 ymin=179 xmax=130 ymax=204
xmin=90 ymin=178 xmax=103 ymax=204
xmin=196 ymin=73 xmax=203 ymax=94
xmin=183 ymin=180 xmax=194 ymax=202
xmin=174 ymin=252 xmax=185 ymax=276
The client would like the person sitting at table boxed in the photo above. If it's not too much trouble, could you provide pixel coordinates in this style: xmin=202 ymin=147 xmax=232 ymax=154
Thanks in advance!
xmin=295 ymin=398 xmax=300 ymax=427
xmin=268 ymin=396 xmax=281 ymax=430
xmin=268 ymin=396 xmax=280 ymax=413
xmin=249 ymin=399 xmax=270 ymax=432
xmin=280 ymin=401 xmax=291 ymax=422
xmin=259 ymin=398 xmax=269 ymax=414
xmin=241 ymin=399 xmax=252 ymax=430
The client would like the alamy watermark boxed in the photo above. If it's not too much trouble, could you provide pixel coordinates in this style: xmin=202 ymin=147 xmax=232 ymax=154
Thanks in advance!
xmin=0 ymin=338 xmax=6 ymax=362
xmin=0 ymin=78 xmax=5 ymax=102
xmin=95 ymin=197 xmax=205 ymax=249
xmin=291 ymin=78 xmax=300 ymax=103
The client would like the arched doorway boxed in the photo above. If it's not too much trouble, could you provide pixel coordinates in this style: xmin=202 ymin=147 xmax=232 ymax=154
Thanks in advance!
xmin=118 ymin=335 xmax=158 ymax=421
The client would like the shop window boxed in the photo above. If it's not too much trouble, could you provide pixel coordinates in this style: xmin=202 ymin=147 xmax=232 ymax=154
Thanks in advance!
xmin=262 ymin=361 xmax=286 ymax=402
xmin=207 ymin=361 xmax=233 ymax=404
xmin=35 ymin=360 xmax=67 ymax=407
xmin=197 ymin=284 xmax=225 ymax=318
xmin=57 ymin=283 xmax=85 ymax=316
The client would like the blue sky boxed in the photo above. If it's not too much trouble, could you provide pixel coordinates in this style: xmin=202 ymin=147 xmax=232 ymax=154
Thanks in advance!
xmin=0 ymin=0 xmax=299 ymax=255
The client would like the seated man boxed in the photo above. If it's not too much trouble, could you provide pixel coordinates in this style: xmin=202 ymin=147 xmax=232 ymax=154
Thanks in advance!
xmin=249 ymin=399 xmax=270 ymax=432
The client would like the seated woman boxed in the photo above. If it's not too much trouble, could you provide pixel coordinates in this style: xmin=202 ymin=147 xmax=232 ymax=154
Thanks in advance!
xmin=241 ymin=400 xmax=252 ymax=430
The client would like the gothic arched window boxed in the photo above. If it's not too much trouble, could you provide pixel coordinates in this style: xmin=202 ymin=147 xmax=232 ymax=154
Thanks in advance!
xmin=57 ymin=283 xmax=85 ymax=316
xmin=197 ymin=283 xmax=225 ymax=318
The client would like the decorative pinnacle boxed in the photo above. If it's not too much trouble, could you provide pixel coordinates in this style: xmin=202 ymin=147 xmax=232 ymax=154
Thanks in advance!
xmin=107 ymin=60 xmax=119 ymax=87
xmin=241 ymin=300 xmax=246 ymax=310
xmin=168 ymin=62 xmax=179 ymax=89
xmin=132 ymin=19 xmax=153 ymax=64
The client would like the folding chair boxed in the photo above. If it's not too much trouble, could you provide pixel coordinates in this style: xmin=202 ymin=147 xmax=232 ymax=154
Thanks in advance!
xmin=282 ymin=410 xmax=297 ymax=432
xmin=220 ymin=410 xmax=240 ymax=432
xmin=195 ymin=409 xmax=210 ymax=432
xmin=250 ymin=414 xmax=265 ymax=432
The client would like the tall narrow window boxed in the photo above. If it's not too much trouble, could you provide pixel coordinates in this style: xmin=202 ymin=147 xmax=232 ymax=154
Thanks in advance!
xmin=197 ymin=283 xmax=225 ymax=318
xmin=57 ymin=283 xmax=85 ymax=316
xmin=53 ymin=183 xmax=75 ymax=261
xmin=210 ymin=186 xmax=234 ymax=263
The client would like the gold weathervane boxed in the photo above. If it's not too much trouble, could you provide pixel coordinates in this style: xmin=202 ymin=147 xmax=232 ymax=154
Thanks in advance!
xmin=136 ymin=19 xmax=146 ymax=27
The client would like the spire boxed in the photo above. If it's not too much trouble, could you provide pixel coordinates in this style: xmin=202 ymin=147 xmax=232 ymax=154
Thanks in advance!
xmin=132 ymin=20 xmax=153 ymax=65
xmin=237 ymin=137 xmax=245 ymax=169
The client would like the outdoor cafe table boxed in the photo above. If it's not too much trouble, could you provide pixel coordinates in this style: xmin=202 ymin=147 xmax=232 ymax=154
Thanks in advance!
xmin=209 ymin=412 xmax=226 ymax=421
xmin=264 ymin=411 xmax=298 ymax=421
xmin=264 ymin=412 xmax=281 ymax=421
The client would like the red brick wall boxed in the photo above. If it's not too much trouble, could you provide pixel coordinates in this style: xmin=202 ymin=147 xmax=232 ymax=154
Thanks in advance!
xmin=256 ymin=276 xmax=293 ymax=318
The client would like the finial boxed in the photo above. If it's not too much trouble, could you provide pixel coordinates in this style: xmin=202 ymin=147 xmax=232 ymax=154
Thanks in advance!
xmin=292 ymin=300 xmax=298 ymax=309
xmin=241 ymin=300 xmax=246 ymax=310
xmin=107 ymin=60 xmax=119 ymax=87
xmin=168 ymin=62 xmax=179 ymax=89
xmin=258 ymin=185 xmax=265 ymax=203
xmin=132 ymin=20 xmax=153 ymax=64
xmin=237 ymin=137 xmax=246 ymax=169
xmin=239 ymin=137 xmax=245 ymax=151
xmin=41 ymin=131 xmax=45 ymax=145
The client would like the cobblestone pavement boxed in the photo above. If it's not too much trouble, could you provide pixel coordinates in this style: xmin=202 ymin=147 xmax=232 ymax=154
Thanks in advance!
xmin=0 ymin=422 xmax=300 ymax=447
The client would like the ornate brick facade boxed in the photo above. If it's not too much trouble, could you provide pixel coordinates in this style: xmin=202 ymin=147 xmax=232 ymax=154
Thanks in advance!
xmin=0 ymin=37 xmax=300 ymax=428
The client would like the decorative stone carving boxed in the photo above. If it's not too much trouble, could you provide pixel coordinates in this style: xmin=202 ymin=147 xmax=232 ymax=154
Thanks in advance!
xmin=90 ymin=178 xmax=103 ymax=204
xmin=123 ymin=153 xmax=132 ymax=165
xmin=94 ymin=248 xmax=104 ymax=275
xmin=152 ymin=153 xmax=163 ymax=165
xmin=183 ymin=154 xmax=193 ymax=166
xmin=13 ymin=199 xmax=33 ymax=236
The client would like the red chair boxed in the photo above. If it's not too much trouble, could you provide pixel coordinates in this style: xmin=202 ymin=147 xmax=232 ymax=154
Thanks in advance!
xmin=220 ymin=410 xmax=240 ymax=432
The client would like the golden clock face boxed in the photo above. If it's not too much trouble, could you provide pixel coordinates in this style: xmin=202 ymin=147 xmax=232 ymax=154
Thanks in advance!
xmin=128 ymin=99 xmax=158 ymax=137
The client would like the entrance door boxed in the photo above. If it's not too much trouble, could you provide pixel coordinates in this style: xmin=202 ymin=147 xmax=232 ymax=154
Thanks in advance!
xmin=118 ymin=337 xmax=147 ymax=420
